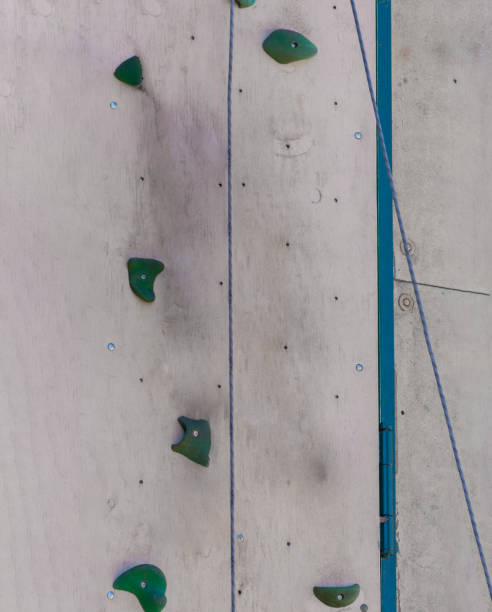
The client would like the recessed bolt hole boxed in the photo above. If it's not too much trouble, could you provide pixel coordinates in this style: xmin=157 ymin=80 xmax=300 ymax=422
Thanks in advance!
xmin=291 ymin=41 xmax=298 ymax=48
xmin=285 ymin=242 xmax=290 ymax=247
xmin=285 ymin=143 xmax=290 ymax=149
xmin=241 ymin=182 xmax=246 ymax=187
xmin=286 ymin=541 xmax=291 ymax=546
xmin=334 ymin=197 xmax=338 ymax=203
xmin=217 ymin=384 xmax=222 ymax=389
xmin=218 ymin=183 xmax=223 ymax=187
xmin=219 ymin=281 xmax=224 ymax=286
xmin=139 ymin=377 xmax=144 ymax=383
xmin=334 ymin=296 xmax=339 ymax=300
xmin=238 ymin=590 xmax=242 ymax=595
xmin=284 ymin=345 xmax=288 ymax=350
xmin=140 ymin=176 xmax=144 ymax=181
xmin=401 ymin=410 xmax=405 ymax=415
xmin=333 ymin=5 xmax=337 ymax=8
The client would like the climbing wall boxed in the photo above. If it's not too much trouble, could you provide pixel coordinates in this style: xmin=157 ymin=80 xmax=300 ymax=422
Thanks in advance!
xmin=393 ymin=1 xmax=492 ymax=609
xmin=0 ymin=1 xmax=379 ymax=611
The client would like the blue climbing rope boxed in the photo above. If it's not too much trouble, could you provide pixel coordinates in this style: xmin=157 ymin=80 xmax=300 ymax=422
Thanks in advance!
xmin=227 ymin=0 xmax=236 ymax=610
xmin=349 ymin=0 xmax=492 ymax=600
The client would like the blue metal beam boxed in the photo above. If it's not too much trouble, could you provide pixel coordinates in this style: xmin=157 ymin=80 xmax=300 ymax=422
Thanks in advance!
xmin=376 ymin=0 xmax=397 ymax=610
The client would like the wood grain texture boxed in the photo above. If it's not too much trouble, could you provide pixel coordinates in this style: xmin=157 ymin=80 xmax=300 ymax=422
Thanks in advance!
xmin=0 ymin=1 xmax=230 ymax=611
xmin=232 ymin=2 xmax=380 ymax=611
xmin=0 ymin=1 xmax=380 ymax=611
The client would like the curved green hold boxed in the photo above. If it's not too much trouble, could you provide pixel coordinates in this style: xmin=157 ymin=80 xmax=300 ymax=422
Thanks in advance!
xmin=171 ymin=417 xmax=211 ymax=467
xmin=114 ymin=56 xmax=143 ymax=87
xmin=113 ymin=564 xmax=167 ymax=612
xmin=263 ymin=29 xmax=317 ymax=64
xmin=127 ymin=258 xmax=164 ymax=302
xmin=313 ymin=584 xmax=360 ymax=608
xmin=236 ymin=0 xmax=255 ymax=7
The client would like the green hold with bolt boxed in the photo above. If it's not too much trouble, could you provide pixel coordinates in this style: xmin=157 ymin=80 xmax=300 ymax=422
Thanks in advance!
xmin=127 ymin=258 xmax=164 ymax=303
xmin=313 ymin=584 xmax=361 ymax=608
xmin=113 ymin=564 xmax=167 ymax=612
xmin=263 ymin=29 xmax=318 ymax=64
xmin=172 ymin=416 xmax=211 ymax=467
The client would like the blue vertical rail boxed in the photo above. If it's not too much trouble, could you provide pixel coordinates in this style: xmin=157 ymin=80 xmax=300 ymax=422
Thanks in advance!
xmin=376 ymin=0 xmax=397 ymax=610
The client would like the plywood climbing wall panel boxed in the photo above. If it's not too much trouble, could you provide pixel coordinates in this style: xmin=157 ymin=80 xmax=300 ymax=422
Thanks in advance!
xmin=232 ymin=2 xmax=380 ymax=611
xmin=0 ymin=2 xmax=230 ymax=611
xmin=0 ymin=1 xmax=381 ymax=611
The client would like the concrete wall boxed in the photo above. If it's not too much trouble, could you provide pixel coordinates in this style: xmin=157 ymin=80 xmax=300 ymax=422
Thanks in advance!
xmin=393 ymin=2 xmax=492 ymax=610
xmin=0 ymin=2 xmax=379 ymax=612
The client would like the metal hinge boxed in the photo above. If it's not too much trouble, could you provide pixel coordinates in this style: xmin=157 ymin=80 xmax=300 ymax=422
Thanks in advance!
xmin=379 ymin=423 xmax=396 ymax=557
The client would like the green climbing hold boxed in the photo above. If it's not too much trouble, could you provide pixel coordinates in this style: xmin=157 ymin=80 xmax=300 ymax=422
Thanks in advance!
xmin=114 ymin=56 xmax=143 ymax=87
xmin=236 ymin=0 xmax=255 ymax=7
xmin=172 ymin=417 xmax=211 ymax=467
xmin=127 ymin=258 xmax=164 ymax=302
xmin=113 ymin=564 xmax=167 ymax=612
xmin=313 ymin=584 xmax=361 ymax=608
xmin=262 ymin=29 xmax=317 ymax=64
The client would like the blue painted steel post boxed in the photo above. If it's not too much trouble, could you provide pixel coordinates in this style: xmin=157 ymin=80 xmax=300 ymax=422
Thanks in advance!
xmin=376 ymin=0 xmax=397 ymax=610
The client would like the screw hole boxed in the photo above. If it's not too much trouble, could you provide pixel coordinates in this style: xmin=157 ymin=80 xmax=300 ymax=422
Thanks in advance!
xmin=238 ymin=590 xmax=242 ymax=595
xmin=241 ymin=182 xmax=246 ymax=187
xmin=191 ymin=35 xmax=195 ymax=40
xmin=335 ymin=394 xmax=339 ymax=399
xmin=284 ymin=345 xmax=288 ymax=351
xmin=337 ymin=594 xmax=344 ymax=601
xmin=334 ymin=296 xmax=338 ymax=301
xmin=141 ymin=582 xmax=147 ymax=589
xmin=239 ymin=88 xmax=243 ymax=93
xmin=139 ymin=480 xmax=144 ymax=485
xmin=218 ymin=384 xmax=222 ymax=389
xmin=334 ymin=101 xmax=338 ymax=106
xmin=218 ymin=183 xmax=223 ymax=187
xmin=219 ymin=281 xmax=224 ymax=286
xmin=285 ymin=143 xmax=290 ymax=149
xmin=453 ymin=78 xmax=457 ymax=83
xmin=139 ymin=378 xmax=144 ymax=383
xmin=285 ymin=242 xmax=290 ymax=247
xmin=334 ymin=197 xmax=338 ymax=203
xmin=140 ymin=176 xmax=144 ymax=181
xmin=290 ymin=41 xmax=298 ymax=48
xmin=286 ymin=541 xmax=291 ymax=546
xmin=401 ymin=410 xmax=405 ymax=415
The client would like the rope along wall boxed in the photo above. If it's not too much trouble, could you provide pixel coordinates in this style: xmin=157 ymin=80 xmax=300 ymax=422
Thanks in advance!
xmin=349 ymin=0 xmax=492 ymax=600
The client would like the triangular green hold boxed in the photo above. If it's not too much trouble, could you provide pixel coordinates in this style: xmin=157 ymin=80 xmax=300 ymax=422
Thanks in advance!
xmin=313 ymin=584 xmax=360 ymax=608
xmin=172 ymin=417 xmax=211 ymax=467
xmin=236 ymin=0 xmax=255 ymax=7
xmin=263 ymin=29 xmax=317 ymax=64
xmin=114 ymin=56 xmax=143 ymax=87
xmin=113 ymin=564 xmax=167 ymax=612
xmin=127 ymin=258 xmax=164 ymax=302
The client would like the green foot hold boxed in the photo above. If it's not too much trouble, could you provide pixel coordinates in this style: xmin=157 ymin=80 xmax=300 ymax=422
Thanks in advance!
xmin=127 ymin=258 xmax=164 ymax=302
xmin=113 ymin=564 xmax=167 ymax=612
xmin=114 ymin=56 xmax=143 ymax=87
xmin=313 ymin=585 xmax=360 ymax=608
xmin=236 ymin=0 xmax=255 ymax=7
xmin=172 ymin=417 xmax=211 ymax=467
xmin=263 ymin=29 xmax=317 ymax=64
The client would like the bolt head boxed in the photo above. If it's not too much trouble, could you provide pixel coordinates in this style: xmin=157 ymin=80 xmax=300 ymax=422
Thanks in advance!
xmin=107 ymin=591 xmax=115 ymax=600
xmin=107 ymin=343 xmax=116 ymax=351
xmin=356 ymin=363 xmax=364 ymax=372
xmin=237 ymin=534 xmax=244 ymax=542
xmin=193 ymin=430 xmax=199 ymax=438
xmin=354 ymin=131 xmax=362 ymax=139
xmin=109 ymin=101 xmax=118 ymax=109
